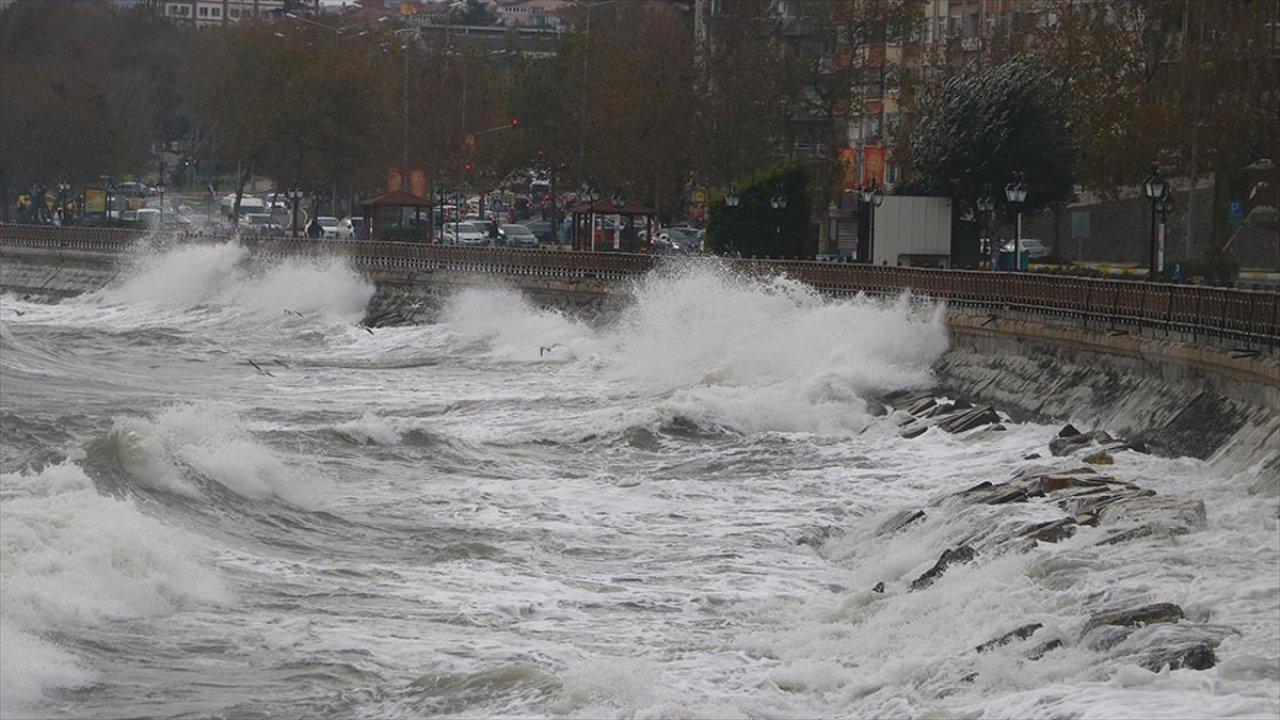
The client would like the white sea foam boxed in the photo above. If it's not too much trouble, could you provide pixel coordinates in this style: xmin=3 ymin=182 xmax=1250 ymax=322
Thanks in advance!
xmin=0 ymin=461 xmax=227 ymax=715
xmin=107 ymin=401 xmax=322 ymax=506
xmin=88 ymin=240 xmax=372 ymax=321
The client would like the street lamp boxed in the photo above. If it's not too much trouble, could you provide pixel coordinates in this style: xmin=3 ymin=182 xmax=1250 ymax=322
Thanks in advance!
xmin=156 ymin=181 xmax=166 ymax=225
xmin=1143 ymin=162 xmax=1166 ymax=276
xmin=103 ymin=177 xmax=116 ymax=226
xmin=976 ymin=194 xmax=995 ymax=269
xmin=585 ymin=177 xmax=601 ymax=252
xmin=1005 ymin=171 xmax=1028 ymax=270
xmin=1156 ymin=184 xmax=1173 ymax=277
xmin=288 ymin=184 xmax=303 ymax=237
xmin=57 ymin=179 xmax=70 ymax=226
xmin=611 ymin=187 xmax=625 ymax=210
xmin=769 ymin=182 xmax=787 ymax=211
xmin=454 ymin=190 xmax=464 ymax=244
xmin=860 ymin=178 xmax=885 ymax=264
xmin=724 ymin=183 xmax=740 ymax=208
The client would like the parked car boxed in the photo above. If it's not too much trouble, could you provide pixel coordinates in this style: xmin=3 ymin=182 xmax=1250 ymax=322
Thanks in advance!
xmin=243 ymin=213 xmax=286 ymax=237
xmin=336 ymin=216 xmax=367 ymax=240
xmin=498 ymin=224 xmax=539 ymax=248
xmin=315 ymin=216 xmax=340 ymax=239
xmin=1001 ymin=238 xmax=1051 ymax=259
xmin=134 ymin=208 xmax=162 ymax=226
xmin=656 ymin=226 xmax=700 ymax=251
xmin=443 ymin=221 xmax=490 ymax=245
xmin=524 ymin=219 xmax=555 ymax=244
xmin=118 ymin=181 xmax=152 ymax=198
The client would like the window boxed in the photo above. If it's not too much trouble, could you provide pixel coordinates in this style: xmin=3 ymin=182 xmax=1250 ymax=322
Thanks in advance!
xmin=198 ymin=6 xmax=208 ymax=17
xmin=211 ymin=7 xmax=220 ymax=17
xmin=167 ymin=3 xmax=178 ymax=14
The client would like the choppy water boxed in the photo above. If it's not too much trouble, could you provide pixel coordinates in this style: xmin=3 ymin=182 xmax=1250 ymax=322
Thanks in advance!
xmin=1 ymin=242 xmax=1277 ymax=719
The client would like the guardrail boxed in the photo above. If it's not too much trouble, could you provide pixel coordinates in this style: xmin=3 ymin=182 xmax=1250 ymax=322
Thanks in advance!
xmin=2 ymin=224 xmax=1276 ymax=347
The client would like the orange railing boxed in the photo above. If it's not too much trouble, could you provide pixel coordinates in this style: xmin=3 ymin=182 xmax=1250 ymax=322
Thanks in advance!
xmin=3 ymin=224 xmax=1276 ymax=346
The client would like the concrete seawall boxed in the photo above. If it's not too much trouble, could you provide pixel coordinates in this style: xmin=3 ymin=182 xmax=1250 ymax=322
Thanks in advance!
xmin=4 ymin=239 xmax=1276 ymax=489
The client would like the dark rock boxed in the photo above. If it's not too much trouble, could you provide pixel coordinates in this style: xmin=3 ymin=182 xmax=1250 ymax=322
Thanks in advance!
xmin=952 ymin=398 xmax=973 ymax=410
xmin=910 ymin=545 xmax=977 ymax=591
xmin=938 ymin=407 xmax=1001 ymax=434
xmin=1095 ymin=523 xmax=1176 ymax=546
xmin=1138 ymin=642 xmax=1217 ymax=671
xmin=1058 ymin=424 xmax=1082 ymax=438
xmin=976 ymin=623 xmax=1044 ymax=653
xmin=1020 ymin=517 xmax=1079 ymax=544
xmin=1049 ymin=434 xmax=1093 ymax=456
xmin=1026 ymin=638 xmax=1063 ymax=660
xmin=1088 ymin=430 xmax=1115 ymax=444
xmin=924 ymin=402 xmax=955 ymax=418
xmin=1023 ymin=453 xmax=1042 ymax=460
xmin=872 ymin=582 xmax=885 ymax=594
xmin=1082 ymin=451 xmax=1115 ymax=465
xmin=987 ymin=424 xmax=1007 ymax=432
xmin=868 ymin=403 xmax=888 ymax=417
xmin=899 ymin=423 xmax=929 ymax=439
xmin=1126 ymin=439 xmax=1150 ymax=454
xmin=878 ymin=509 xmax=926 ymax=536
xmin=906 ymin=397 xmax=937 ymax=416
xmin=1081 ymin=603 xmax=1185 ymax=637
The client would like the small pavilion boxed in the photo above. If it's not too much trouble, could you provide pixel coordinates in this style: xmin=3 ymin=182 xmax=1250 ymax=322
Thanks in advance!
xmin=359 ymin=189 xmax=434 ymax=241
xmin=567 ymin=198 xmax=656 ymax=252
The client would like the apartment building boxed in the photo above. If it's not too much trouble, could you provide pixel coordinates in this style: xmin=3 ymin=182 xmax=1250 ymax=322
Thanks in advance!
xmin=150 ymin=0 xmax=301 ymax=27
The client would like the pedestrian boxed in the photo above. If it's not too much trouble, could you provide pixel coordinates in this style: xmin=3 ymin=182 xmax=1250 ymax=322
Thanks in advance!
xmin=306 ymin=215 xmax=322 ymax=239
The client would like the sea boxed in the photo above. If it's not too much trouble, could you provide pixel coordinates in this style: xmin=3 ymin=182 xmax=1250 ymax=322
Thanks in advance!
xmin=1 ymin=241 xmax=1276 ymax=718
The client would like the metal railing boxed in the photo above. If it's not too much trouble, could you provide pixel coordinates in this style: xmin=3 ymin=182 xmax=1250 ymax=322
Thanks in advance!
xmin=2 ymin=224 xmax=1276 ymax=347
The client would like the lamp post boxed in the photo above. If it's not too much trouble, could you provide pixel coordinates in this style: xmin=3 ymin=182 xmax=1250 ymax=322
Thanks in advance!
xmin=57 ymin=178 xmax=70 ymax=226
xmin=104 ymin=177 xmax=116 ymax=226
xmin=156 ymin=181 xmax=166 ymax=225
xmin=1005 ymin=171 xmax=1028 ymax=270
xmin=860 ymin=178 xmax=885 ymax=264
xmin=1156 ymin=185 xmax=1173 ymax=277
xmin=289 ymin=184 xmax=303 ymax=237
xmin=454 ymin=190 xmax=464 ymax=244
xmin=724 ymin=183 xmax=740 ymax=208
xmin=976 ymin=194 xmax=995 ymax=270
xmin=586 ymin=177 xmax=601 ymax=252
xmin=1143 ymin=163 xmax=1167 ymax=277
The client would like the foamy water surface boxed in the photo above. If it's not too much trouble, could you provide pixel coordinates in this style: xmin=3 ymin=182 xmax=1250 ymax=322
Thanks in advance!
xmin=1 ymin=241 xmax=1276 ymax=718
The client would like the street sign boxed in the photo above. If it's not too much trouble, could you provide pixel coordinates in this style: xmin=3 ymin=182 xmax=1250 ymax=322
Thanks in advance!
xmin=84 ymin=187 xmax=107 ymax=222
xmin=1228 ymin=200 xmax=1245 ymax=227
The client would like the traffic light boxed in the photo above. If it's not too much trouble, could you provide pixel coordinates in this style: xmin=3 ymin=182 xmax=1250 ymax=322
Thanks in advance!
xmin=511 ymin=116 xmax=520 ymax=128
xmin=464 ymin=161 xmax=474 ymax=174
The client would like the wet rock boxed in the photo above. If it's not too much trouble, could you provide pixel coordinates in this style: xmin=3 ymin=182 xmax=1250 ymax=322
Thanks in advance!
xmin=1026 ymin=638 xmax=1063 ymax=660
xmin=1096 ymin=495 xmax=1207 ymax=534
xmin=1126 ymin=439 xmax=1150 ymax=454
xmin=899 ymin=422 xmax=929 ymax=439
xmin=937 ymin=407 xmax=1001 ymax=434
xmin=868 ymin=403 xmax=888 ymax=417
xmin=1049 ymin=434 xmax=1093 ymax=456
xmin=975 ymin=623 xmax=1043 ymax=653
xmin=952 ymin=398 xmax=973 ymax=410
xmin=910 ymin=545 xmax=977 ymax=591
xmin=1096 ymin=523 xmax=1177 ymax=546
xmin=1081 ymin=603 xmax=1185 ymax=637
xmin=1023 ymin=452 xmax=1042 ymax=460
xmin=1088 ymin=430 xmax=1115 ymax=444
xmin=1059 ymin=488 xmax=1156 ymax=524
xmin=906 ymin=397 xmax=937 ymax=416
xmin=1137 ymin=642 xmax=1217 ymax=671
xmin=872 ymin=582 xmax=885 ymax=594
xmin=878 ymin=509 xmax=926 ymax=536
xmin=1058 ymin=424 xmax=1082 ymax=438
xmin=987 ymin=424 xmax=1007 ymax=432
xmin=924 ymin=402 xmax=955 ymax=418
xmin=1020 ymin=517 xmax=1079 ymax=544
xmin=1083 ymin=451 xmax=1115 ymax=465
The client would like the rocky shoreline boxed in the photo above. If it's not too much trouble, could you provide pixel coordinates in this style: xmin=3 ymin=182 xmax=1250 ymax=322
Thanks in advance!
xmin=851 ymin=390 xmax=1237 ymax=676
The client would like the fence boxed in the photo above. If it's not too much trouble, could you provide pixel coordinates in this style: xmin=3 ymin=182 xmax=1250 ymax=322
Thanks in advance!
xmin=2 ymin=224 xmax=1276 ymax=347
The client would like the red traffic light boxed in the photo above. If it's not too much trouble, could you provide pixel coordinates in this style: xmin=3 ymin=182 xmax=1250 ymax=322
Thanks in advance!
xmin=464 ymin=162 xmax=474 ymax=173
xmin=511 ymin=116 xmax=520 ymax=127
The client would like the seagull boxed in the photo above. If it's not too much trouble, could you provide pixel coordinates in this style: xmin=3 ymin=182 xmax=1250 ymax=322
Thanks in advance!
xmin=247 ymin=359 xmax=274 ymax=377
xmin=539 ymin=344 xmax=562 ymax=357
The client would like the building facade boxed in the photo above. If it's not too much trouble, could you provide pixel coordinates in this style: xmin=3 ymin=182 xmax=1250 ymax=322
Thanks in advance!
xmin=150 ymin=0 xmax=302 ymax=26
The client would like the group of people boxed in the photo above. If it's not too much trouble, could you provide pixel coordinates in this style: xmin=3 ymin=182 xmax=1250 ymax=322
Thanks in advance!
xmin=14 ymin=184 xmax=79 ymax=225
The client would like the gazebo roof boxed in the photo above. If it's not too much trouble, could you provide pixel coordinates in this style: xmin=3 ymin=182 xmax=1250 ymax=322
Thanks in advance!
xmin=360 ymin=189 xmax=433 ymax=208
xmin=566 ymin=199 xmax=656 ymax=216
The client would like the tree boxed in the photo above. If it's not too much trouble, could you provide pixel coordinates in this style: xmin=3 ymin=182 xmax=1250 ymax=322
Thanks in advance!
xmin=904 ymin=58 xmax=1077 ymax=216
xmin=705 ymin=161 xmax=810 ymax=258
xmin=449 ymin=0 xmax=498 ymax=27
